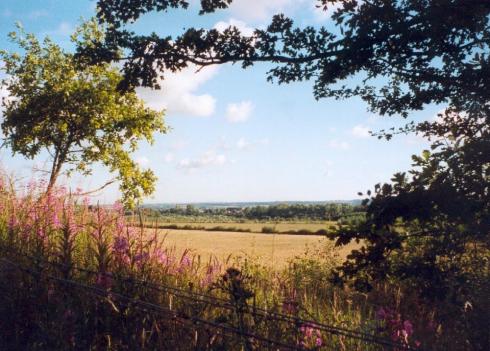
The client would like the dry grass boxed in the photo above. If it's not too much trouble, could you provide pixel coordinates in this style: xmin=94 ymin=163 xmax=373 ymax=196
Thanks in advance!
xmin=155 ymin=229 xmax=359 ymax=269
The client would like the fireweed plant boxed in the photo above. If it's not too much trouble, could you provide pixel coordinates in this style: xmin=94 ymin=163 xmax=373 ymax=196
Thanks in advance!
xmin=0 ymin=177 xmax=482 ymax=350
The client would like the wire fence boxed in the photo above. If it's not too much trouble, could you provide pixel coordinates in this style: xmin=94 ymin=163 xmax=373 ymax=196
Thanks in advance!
xmin=0 ymin=251 xmax=422 ymax=351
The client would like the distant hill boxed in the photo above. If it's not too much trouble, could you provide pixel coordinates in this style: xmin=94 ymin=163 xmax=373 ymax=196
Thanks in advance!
xmin=142 ymin=200 xmax=362 ymax=210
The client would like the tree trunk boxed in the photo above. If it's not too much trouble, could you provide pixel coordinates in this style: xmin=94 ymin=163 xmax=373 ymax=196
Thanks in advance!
xmin=47 ymin=149 xmax=63 ymax=194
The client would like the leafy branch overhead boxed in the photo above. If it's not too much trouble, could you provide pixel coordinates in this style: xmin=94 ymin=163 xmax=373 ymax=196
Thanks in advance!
xmin=87 ymin=1 xmax=489 ymax=119
xmin=0 ymin=21 xmax=166 ymax=208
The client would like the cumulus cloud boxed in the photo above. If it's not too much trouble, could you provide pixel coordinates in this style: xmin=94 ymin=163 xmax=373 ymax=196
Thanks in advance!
xmin=178 ymin=151 xmax=227 ymax=170
xmin=227 ymin=0 xmax=304 ymax=21
xmin=351 ymin=124 xmax=370 ymax=138
xmin=236 ymin=137 xmax=269 ymax=150
xmin=137 ymin=65 xmax=219 ymax=117
xmin=328 ymin=139 xmax=350 ymax=150
xmin=225 ymin=0 xmax=338 ymax=22
xmin=164 ymin=152 xmax=174 ymax=163
xmin=214 ymin=18 xmax=255 ymax=36
xmin=226 ymin=101 xmax=254 ymax=123
xmin=170 ymin=140 xmax=189 ymax=151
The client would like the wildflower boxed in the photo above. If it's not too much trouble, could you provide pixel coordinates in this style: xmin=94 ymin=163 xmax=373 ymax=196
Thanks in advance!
xmin=113 ymin=201 xmax=124 ymax=214
xmin=134 ymin=252 xmax=150 ymax=267
xmin=113 ymin=236 xmax=129 ymax=253
xmin=315 ymin=336 xmax=323 ymax=347
xmin=299 ymin=323 xmax=322 ymax=348
xmin=52 ymin=212 xmax=61 ymax=229
xmin=8 ymin=215 xmax=18 ymax=231
xmin=177 ymin=253 xmax=192 ymax=273
xmin=154 ymin=249 xmax=169 ymax=265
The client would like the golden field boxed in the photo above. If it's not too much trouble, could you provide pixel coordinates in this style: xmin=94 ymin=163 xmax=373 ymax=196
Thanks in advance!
xmin=154 ymin=228 xmax=358 ymax=269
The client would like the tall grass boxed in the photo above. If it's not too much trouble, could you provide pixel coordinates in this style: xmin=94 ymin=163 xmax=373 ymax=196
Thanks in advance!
xmin=0 ymin=178 xmax=485 ymax=350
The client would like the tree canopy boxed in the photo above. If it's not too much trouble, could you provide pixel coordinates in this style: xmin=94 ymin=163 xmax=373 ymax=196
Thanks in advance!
xmin=0 ymin=22 xmax=166 ymax=207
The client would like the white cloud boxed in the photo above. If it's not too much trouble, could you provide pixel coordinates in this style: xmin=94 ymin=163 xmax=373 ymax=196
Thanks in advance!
xmin=328 ymin=139 xmax=350 ymax=150
xmin=136 ymin=156 xmax=150 ymax=166
xmin=45 ymin=22 xmax=74 ymax=37
xmin=236 ymin=138 xmax=248 ymax=150
xmin=164 ymin=152 xmax=174 ymax=163
xmin=351 ymin=124 xmax=370 ymax=138
xmin=214 ymin=18 xmax=255 ymax=36
xmin=178 ymin=151 xmax=227 ymax=170
xmin=227 ymin=0 xmax=304 ymax=21
xmin=226 ymin=0 xmax=340 ymax=22
xmin=236 ymin=137 xmax=269 ymax=150
xmin=365 ymin=112 xmax=382 ymax=124
xmin=170 ymin=140 xmax=188 ymax=151
xmin=226 ymin=101 xmax=254 ymax=123
xmin=137 ymin=64 xmax=219 ymax=117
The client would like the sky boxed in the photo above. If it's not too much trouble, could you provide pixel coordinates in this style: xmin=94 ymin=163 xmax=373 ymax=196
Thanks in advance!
xmin=0 ymin=0 xmax=439 ymax=204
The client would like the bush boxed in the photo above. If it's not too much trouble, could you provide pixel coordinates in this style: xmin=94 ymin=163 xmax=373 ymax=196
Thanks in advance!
xmin=261 ymin=226 xmax=277 ymax=234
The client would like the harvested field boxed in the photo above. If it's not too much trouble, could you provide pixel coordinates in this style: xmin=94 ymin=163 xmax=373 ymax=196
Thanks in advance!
xmin=154 ymin=229 xmax=358 ymax=269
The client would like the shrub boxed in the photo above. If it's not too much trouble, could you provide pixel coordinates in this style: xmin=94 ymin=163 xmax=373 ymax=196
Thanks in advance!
xmin=261 ymin=226 xmax=277 ymax=234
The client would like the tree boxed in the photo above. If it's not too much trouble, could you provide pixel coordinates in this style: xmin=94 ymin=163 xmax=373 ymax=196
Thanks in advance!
xmin=0 ymin=22 xmax=166 ymax=208
xmin=80 ymin=0 xmax=489 ymax=295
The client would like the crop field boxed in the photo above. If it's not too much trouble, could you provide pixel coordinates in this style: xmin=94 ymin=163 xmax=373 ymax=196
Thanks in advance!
xmin=154 ymin=229 xmax=358 ymax=268
xmin=138 ymin=220 xmax=338 ymax=234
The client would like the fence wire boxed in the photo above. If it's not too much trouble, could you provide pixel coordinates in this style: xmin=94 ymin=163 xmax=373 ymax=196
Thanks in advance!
xmin=0 ymin=251 xmax=422 ymax=351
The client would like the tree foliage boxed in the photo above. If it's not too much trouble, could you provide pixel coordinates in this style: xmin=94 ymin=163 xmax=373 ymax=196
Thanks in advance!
xmin=0 ymin=22 xmax=166 ymax=208
xmin=80 ymin=1 xmax=489 ymax=297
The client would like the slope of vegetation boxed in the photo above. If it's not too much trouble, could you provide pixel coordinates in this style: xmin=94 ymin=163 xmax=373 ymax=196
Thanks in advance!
xmin=0 ymin=180 xmax=487 ymax=350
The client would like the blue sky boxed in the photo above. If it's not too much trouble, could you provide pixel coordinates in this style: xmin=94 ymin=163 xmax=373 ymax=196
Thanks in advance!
xmin=0 ymin=0 xmax=438 ymax=203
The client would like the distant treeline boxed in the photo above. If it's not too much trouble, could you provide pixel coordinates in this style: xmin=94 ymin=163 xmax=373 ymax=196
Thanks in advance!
xmin=139 ymin=203 xmax=366 ymax=222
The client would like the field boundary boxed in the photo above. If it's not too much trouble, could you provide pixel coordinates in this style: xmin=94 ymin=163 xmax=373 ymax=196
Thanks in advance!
xmin=131 ymin=222 xmax=332 ymax=236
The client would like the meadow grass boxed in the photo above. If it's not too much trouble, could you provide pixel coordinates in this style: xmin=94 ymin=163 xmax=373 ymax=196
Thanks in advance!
xmin=0 ymin=179 xmax=485 ymax=350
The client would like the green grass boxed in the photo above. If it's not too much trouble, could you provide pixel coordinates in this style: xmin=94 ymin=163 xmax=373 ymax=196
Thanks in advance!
xmin=132 ymin=217 xmax=338 ymax=235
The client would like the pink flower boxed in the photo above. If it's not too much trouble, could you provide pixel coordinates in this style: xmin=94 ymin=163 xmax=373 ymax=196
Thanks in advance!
xmin=178 ymin=253 xmax=192 ymax=272
xmin=113 ymin=201 xmax=124 ymax=213
xmin=8 ymin=215 xmax=18 ymax=231
xmin=52 ymin=213 xmax=61 ymax=229
xmin=134 ymin=252 xmax=150 ymax=267
xmin=154 ymin=249 xmax=169 ymax=265
xmin=113 ymin=236 xmax=129 ymax=253
xmin=299 ymin=323 xmax=322 ymax=348
xmin=403 ymin=320 xmax=413 ymax=336
xmin=315 ymin=337 xmax=323 ymax=347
